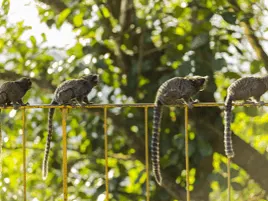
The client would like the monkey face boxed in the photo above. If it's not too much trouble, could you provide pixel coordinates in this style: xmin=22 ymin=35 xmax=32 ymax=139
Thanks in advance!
xmin=26 ymin=78 xmax=32 ymax=88
xmin=199 ymin=76 xmax=208 ymax=91
xmin=190 ymin=75 xmax=208 ymax=91
xmin=18 ymin=77 xmax=32 ymax=90
xmin=90 ymin=74 xmax=99 ymax=86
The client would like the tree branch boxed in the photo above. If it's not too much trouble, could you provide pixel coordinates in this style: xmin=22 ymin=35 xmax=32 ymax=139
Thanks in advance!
xmin=203 ymin=121 xmax=268 ymax=192
xmin=229 ymin=0 xmax=268 ymax=70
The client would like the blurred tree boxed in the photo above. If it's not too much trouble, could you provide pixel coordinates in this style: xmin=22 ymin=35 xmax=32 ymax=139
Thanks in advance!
xmin=1 ymin=0 xmax=268 ymax=200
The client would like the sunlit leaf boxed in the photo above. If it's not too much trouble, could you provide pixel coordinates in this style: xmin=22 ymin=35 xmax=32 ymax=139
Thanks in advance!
xmin=30 ymin=36 xmax=37 ymax=47
xmin=56 ymin=8 xmax=71 ymax=28
xmin=1 ymin=0 xmax=10 ymax=16
xmin=101 ymin=6 xmax=110 ymax=18
xmin=73 ymin=13 xmax=84 ymax=27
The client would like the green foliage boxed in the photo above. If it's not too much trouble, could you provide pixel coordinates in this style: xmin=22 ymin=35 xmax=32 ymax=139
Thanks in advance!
xmin=0 ymin=0 xmax=268 ymax=200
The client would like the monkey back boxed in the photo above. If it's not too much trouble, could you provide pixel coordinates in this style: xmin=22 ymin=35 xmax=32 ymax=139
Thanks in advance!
xmin=155 ymin=76 xmax=207 ymax=105
xmin=227 ymin=77 xmax=267 ymax=100
xmin=0 ymin=78 xmax=31 ymax=104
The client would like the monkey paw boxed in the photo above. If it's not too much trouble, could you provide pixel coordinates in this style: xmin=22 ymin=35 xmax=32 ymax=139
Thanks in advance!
xmin=187 ymin=102 xmax=194 ymax=109
xmin=13 ymin=104 xmax=20 ymax=110
xmin=258 ymin=101 xmax=265 ymax=107
xmin=21 ymin=102 xmax=29 ymax=106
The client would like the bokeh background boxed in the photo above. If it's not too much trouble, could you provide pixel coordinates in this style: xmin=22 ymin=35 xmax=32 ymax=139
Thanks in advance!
xmin=1 ymin=0 xmax=268 ymax=200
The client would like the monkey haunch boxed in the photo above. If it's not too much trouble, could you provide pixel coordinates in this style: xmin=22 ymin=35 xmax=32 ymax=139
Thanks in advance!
xmin=151 ymin=75 xmax=208 ymax=186
xmin=42 ymin=74 xmax=99 ymax=179
xmin=0 ymin=77 xmax=32 ymax=108
xmin=224 ymin=75 xmax=268 ymax=158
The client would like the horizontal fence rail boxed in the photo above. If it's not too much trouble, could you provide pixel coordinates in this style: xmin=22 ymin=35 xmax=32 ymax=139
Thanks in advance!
xmin=0 ymin=102 xmax=265 ymax=201
xmin=0 ymin=102 xmax=267 ymax=109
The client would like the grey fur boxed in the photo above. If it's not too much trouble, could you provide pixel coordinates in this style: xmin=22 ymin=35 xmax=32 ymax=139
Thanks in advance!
xmin=42 ymin=74 xmax=99 ymax=179
xmin=0 ymin=77 xmax=31 ymax=176
xmin=0 ymin=77 xmax=32 ymax=107
xmin=225 ymin=75 xmax=268 ymax=158
xmin=151 ymin=75 xmax=208 ymax=186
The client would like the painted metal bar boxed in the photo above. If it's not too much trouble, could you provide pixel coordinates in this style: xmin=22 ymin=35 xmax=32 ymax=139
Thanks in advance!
xmin=0 ymin=109 xmax=2 ymax=200
xmin=62 ymin=108 xmax=68 ymax=201
xmin=144 ymin=107 xmax=150 ymax=201
xmin=0 ymin=102 xmax=266 ymax=110
xmin=104 ymin=107 xmax=109 ymax=201
xmin=22 ymin=109 xmax=27 ymax=201
xmin=227 ymin=158 xmax=231 ymax=201
xmin=185 ymin=106 xmax=190 ymax=201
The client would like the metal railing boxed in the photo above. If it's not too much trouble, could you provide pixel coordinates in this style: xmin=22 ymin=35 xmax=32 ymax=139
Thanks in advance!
xmin=0 ymin=102 xmax=263 ymax=201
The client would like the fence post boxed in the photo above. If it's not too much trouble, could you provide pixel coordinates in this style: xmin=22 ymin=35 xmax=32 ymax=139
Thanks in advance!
xmin=104 ymin=107 xmax=109 ymax=201
xmin=184 ymin=106 xmax=190 ymax=201
xmin=144 ymin=107 xmax=150 ymax=201
xmin=22 ymin=109 xmax=27 ymax=201
xmin=62 ymin=108 xmax=68 ymax=201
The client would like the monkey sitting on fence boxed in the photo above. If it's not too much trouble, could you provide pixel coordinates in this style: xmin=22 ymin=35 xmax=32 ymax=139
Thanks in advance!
xmin=151 ymin=75 xmax=208 ymax=186
xmin=224 ymin=75 xmax=268 ymax=159
xmin=0 ymin=77 xmax=32 ymax=108
xmin=42 ymin=74 xmax=99 ymax=179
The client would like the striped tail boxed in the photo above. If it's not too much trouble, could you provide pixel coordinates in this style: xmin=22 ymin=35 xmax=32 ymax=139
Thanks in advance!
xmin=42 ymin=101 xmax=56 ymax=179
xmin=224 ymin=96 xmax=234 ymax=158
xmin=151 ymin=104 xmax=163 ymax=185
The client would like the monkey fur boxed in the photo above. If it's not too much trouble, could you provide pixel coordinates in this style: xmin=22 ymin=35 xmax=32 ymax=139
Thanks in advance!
xmin=0 ymin=77 xmax=32 ymax=108
xmin=151 ymin=75 xmax=208 ymax=186
xmin=42 ymin=74 xmax=99 ymax=179
xmin=224 ymin=75 xmax=268 ymax=158
xmin=0 ymin=77 xmax=31 ymax=176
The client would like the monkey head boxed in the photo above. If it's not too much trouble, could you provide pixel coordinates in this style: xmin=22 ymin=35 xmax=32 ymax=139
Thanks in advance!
xmin=83 ymin=74 xmax=99 ymax=86
xmin=187 ymin=75 xmax=209 ymax=91
xmin=16 ymin=77 xmax=32 ymax=91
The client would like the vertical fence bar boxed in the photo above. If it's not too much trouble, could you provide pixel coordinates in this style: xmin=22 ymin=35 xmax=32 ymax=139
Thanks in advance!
xmin=0 ymin=109 xmax=2 ymax=200
xmin=227 ymin=159 xmax=231 ymax=201
xmin=62 ymin=108 xmax=68 ymax=201
xmin=104 ymin=107 xmax=109 ymax=201
xmin=184 ymin=106 xmax=190 ymax=201
xmin=22 ymin=109 xmax=27 ymax=201
xmin=144 ymin=107 xmax=150 ymax=201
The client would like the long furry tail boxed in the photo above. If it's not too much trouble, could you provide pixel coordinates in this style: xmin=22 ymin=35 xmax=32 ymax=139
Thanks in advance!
xmin=42 ymin=101 xmax=56 ymax=179
xmin=224 ymin=96 xmax=234 ymax=158
xmin=151 ymin=104 xmax=163 ymax=185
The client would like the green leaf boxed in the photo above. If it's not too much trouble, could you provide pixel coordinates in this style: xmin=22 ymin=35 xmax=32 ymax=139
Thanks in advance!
xmin=30 ymin=36 xmax=36 ymax=47
xmin=244 ymin=107 xmax=258 ymax=117
xmin=222 ymin=12 xmax=236 ymax=25
xmin=56 ymin=8 xmax=71 ymax=28
xmin=41 ymin=33 xmax=47 ymax=42
xmin=224 ymin=72 xmax=240 ymax=79
xmin=73 ymin=13 xmax=84 ymax=27
xmin=250 ymin=60 xmax=262 ymax=74
xmin=67 ymin=43 xmax=83 ymax=58
xmin=1 ymin=0 xmax=10 ymax=16
xmin=232 ymin=182 xmax=243 ymax=191
xmin=101 ymin=7 xmax=110 ymax=18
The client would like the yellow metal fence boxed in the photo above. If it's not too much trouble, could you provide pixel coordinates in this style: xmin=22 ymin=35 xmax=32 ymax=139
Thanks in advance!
xmin=0 ymin=102 xmax=261 ymax=201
